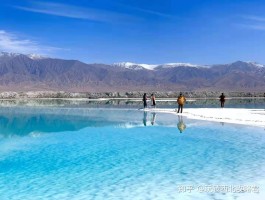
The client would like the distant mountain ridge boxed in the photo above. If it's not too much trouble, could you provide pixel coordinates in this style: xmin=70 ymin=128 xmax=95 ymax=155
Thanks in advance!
xmin=0 ymin=52 xmax=264 ymax=92
xmin=112 ymin=62 xmax=207 ymax=70
xmin=0 ymin=52 xmax=47 ymax=60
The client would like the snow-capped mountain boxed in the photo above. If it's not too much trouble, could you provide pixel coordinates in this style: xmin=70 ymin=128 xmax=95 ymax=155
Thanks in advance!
xmin=0 ymin=52 xmax=21 ymax=57
xmin=113 ymin=62 xmax=206 ymax=70
xmin=156 ymin=63 xmax=203 ymax=69
xmin=27 ymin=54 xmax=47 ymax=60
xmin=160 ymin=63 xmax=198 ymax=67
xmin=114 ymin=61 xmax=264 ymax=70
xmin=113 ymin=62 xmax=158 ymax=70
xmin=246 ymin=61 xmax=265 ymax=68
xmin=0 ymin=52 xmax=47 ymax=60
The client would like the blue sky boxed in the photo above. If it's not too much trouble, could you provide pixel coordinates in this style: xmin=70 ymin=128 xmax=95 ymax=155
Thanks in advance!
xmin=1 ymin=0 xmax=265 ymax=64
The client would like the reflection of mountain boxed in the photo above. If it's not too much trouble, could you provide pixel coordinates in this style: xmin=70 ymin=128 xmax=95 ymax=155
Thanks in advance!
xmin=0 ymin=113 xmax=116 ymax=137
xmin=0 ymin=107 xmax=136 ymax=136
xmin=0 ymin=107 xmax=180 ymax=137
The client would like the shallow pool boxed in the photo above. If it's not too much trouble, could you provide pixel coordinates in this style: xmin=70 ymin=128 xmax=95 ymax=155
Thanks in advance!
xmin=0 ymin=107 xmax=264 ymax=200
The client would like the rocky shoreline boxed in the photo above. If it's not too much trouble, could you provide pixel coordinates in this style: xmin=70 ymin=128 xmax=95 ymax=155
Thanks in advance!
xmin=0 ymin=91 xmax=264 ymax=99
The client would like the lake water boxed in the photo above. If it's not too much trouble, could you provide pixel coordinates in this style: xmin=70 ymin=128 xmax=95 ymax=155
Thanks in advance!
xmin=0 ymin=100 xmax=264 ymax=200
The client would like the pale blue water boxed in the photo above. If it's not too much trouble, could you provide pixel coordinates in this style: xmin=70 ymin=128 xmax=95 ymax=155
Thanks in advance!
xmin=0 ymin=106 xmax=265 ymax=200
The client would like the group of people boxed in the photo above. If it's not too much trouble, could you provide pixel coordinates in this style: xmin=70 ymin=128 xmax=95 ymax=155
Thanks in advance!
xmin=142 ymin=92 xmax=186 ymax=113
xmin=143 ymin=92 xmax=226 ymax=112
xmin=142 ymin=92 xmax=226 ymax=133
xmin=143 ymin=93 xmax=156 ymax=108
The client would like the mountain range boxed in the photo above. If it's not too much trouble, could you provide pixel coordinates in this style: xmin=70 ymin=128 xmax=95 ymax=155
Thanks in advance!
xmin=0 ymin=52 xmax=264 ymax=92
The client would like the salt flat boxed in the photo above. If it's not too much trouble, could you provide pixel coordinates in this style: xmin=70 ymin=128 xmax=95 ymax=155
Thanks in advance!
xmin=144 ymin=108 xmax=265 ymax=127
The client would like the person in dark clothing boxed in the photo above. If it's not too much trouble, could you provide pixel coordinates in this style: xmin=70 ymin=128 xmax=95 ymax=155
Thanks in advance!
xmin=219 ymin=93 xmax=225 ymax=108
xmin=177 ymin=93 xmax=186 ymax=113
xmin=143 ymin=93 xmax=147 ymax=108
xmin=151 ymin=94 xmax=156 ymax=108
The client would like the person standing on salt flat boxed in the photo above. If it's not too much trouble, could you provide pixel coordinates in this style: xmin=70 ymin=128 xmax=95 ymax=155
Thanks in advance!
xmin=151 ymin=93 xmax=156 ymax=108
xmin=177 ymin=92 xmax=186 ymax=113
xmin=219 ymin=93 xmax=226 ymax=108
xmin=143 ymin=93 xmax=148 ymax=109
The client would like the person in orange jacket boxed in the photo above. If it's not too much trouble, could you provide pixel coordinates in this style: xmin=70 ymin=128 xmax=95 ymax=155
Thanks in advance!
xmin=177 ymin=92 xmax=186 ymax=113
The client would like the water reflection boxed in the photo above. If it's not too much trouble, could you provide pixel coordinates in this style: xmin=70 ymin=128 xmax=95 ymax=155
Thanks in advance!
xmin=0 ymin=97 xmax=262 ymax=137
xmin=177 ymin=115 xmax=186 ymax=133
xmin=143 ymin=111 xmax=147 ymax=126
xmin=151 ymin=113 xmax=157 ymax=126
xmin=0 ymin=107 xmax=179 ymax=137
xmin=0 ymin=112 xmax=115 ymax=137
xmin=142 ymin=112 xmax=157 ymax=126
xmin=0 ymin=107 xmax=144 ymax=137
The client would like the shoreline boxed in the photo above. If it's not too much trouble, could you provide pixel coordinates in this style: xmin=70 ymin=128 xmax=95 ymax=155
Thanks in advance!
xmin=143 ymin=108 xmax=265 ymax=128
xmin=0 ymin=97 xmax=264 ymax=100
xmin=0 ymin=91 xmax=264 ymax=99
xmin=0 ymin=97 xmax=263 ymax=127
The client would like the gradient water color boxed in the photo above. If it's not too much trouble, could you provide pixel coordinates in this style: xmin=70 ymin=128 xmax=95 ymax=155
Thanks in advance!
xmin=0 ymin=107 xmax=264 ymax=200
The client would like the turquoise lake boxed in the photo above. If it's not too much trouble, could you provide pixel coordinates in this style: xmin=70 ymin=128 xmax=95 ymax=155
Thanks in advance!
xmin=0 ymin=100 xmax=264 ymax=200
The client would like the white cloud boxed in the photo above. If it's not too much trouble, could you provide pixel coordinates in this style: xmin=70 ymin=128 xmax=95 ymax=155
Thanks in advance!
xmin=238 ymin=15 xmax=265 ymax=31
xmin=0 ymin=30 xmax=62 ymax=55
xmin=120 ymin=4 xmax=172 ymax=18
xmin=241 ymin=24 xmax=265 ymax=30
xmin=242 ymin=15 xmax=265 ymax=22
xmin=14 ymin=2 xmax=138 ymax=23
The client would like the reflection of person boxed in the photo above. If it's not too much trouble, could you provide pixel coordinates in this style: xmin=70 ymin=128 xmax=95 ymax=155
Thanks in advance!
xmin=143 ymin=93 xmax=147 ymax=108
xmin=151 ymin=112 xmax=156 ymax=125
xmin=143 ymin=111 xmax=147 ymax=126
xmin=219 ymin=93 xmax=225 ymax=108
xmin=177 ymin=115 xmax=186 ymax=133
xmin=151 ymin=94 xmax=156 ymax=108
xmin=177 ymin=93 xmax=186 ymax=113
